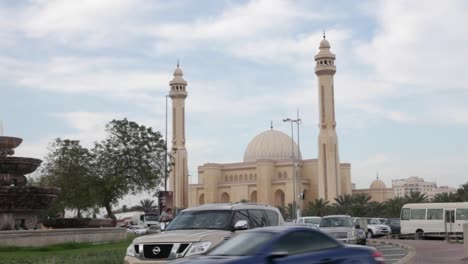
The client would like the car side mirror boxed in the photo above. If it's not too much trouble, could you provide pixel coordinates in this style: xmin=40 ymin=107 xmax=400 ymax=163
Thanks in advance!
xmin=160 ymin=222 xmax=166 ymax=231
xmin=267 ymin=251 xmax=288 ymax=260
xmin=232 ymin=220 xmax=249 ymax=231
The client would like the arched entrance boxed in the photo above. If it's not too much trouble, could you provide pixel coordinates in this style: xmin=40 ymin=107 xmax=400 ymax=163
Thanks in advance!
xmin=199 ymin=194 xmax=205 ymax=205
xmin=274 ymin=189 xmax=285 ymax=207
xmin=250 ymin=191 xmax=257 ymax=203
xmin=221 ymin=192 xmax=230 ymax=203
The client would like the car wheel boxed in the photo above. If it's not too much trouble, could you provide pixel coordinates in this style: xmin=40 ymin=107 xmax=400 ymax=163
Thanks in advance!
xmin=415 ymin=229 xmax=424 ymax=240
xmin=366 ymin=230 xmax=374 ymax=238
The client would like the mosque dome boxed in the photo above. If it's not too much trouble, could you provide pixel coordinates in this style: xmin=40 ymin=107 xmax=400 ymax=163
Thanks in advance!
xmin=370 ymin=179 xmax=386 ymax=189
xmin=319 ymin=38 xmax=330 ymax=49
xmin=243 ymin=130 xmax=302 ymax=162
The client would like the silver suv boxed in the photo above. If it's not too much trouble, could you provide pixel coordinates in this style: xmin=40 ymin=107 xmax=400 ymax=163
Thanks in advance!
xmin=318 ymin=215 xmax=357 ymax=244
xmin=124 ymin=203 xmax=284 ymax=263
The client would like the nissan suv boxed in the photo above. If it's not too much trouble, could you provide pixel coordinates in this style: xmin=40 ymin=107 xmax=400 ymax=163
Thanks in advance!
xmin=318 ymin=215 xmax=357 ymax=244
xmin=124 ymin=203 xmax=284 ymax=263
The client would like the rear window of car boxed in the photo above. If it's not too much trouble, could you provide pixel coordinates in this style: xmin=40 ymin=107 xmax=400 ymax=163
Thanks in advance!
xmin=264 ymin=210 xmax=279 ymax=226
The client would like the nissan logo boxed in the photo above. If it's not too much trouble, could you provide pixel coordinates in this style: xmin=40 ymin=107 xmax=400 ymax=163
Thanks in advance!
xmin=152 ymin=246 xmax=161 ymax=255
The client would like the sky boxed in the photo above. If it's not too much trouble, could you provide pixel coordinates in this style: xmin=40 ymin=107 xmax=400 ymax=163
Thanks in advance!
xmin=1 ymin=0 xmax=468 ymax=205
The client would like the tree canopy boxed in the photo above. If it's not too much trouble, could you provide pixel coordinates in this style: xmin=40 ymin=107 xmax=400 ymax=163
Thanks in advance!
xmin=38 ymin=118 xmax=166 ymax=222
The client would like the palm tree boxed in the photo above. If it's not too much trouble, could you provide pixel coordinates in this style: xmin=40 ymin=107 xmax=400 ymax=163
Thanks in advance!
xmin=304 ymin=198 xmax=330 ymax=217
xmin=350 ymin=193 xmax=372 ymax=217
xmin=456 ymin=182 xmax=468 ymax=202
xmin=432 ymin=192 xmax=460 ymax=202
xmin=135 ymin=199 xmax=158 ymax=212
xmin=405 ymin=191 xmax=429 ymax=203
xmin=383 ymin=196 xmax=406 ymax=218
xmin=334 ymin=194 xmax=353 ymax=215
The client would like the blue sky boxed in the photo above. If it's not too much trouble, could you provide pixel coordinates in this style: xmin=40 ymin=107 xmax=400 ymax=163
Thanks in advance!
xmin=1 ymin=0 xmax=468 ymax=197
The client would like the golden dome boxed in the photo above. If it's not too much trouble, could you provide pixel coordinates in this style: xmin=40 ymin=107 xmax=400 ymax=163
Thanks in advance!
xmin=243 ymin=130 xmax=301 ymax=162
xmin=370 ymin=179 xmax=386 ymax=189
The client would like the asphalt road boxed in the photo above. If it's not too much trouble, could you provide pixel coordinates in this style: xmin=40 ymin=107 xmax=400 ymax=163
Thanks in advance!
xmin=372 ymin=243 xmax=409 ymax=264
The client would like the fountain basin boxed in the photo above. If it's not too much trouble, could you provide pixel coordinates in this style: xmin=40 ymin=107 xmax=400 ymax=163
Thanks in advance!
xmin=0 ymin=157 xmax=42 ymax=176
xmin=0 ymin=186 xmax=60 ymax=212
xmin=0 ymin=137 xmax=22 ymax=150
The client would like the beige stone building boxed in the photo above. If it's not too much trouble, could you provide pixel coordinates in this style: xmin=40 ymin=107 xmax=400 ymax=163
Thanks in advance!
xmin=352 ymin=178 xmax=394 ymax=203
xmin=186 ymin=37 xmax=352 ymax=209
xmin=392 ymin=176 xmax=456 ymax=199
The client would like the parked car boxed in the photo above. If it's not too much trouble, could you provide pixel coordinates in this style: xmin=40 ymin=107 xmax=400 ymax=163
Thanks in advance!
xmin=170 ymin=226 xmax=384 ymax=264
xmin=124 ymin=203 xmax=284 ymax=263
xmin=296 ymin=216 xmax=322 ymax=227
xmin=384 ymin=218 xmax=401 ymax=235
xmin=366 ymin=218 xmax=391 ymax=238
xmin=318 ymin=215 xmax=357 ymax=244
xmin=127 ymin=225 xmax=146 ymax=234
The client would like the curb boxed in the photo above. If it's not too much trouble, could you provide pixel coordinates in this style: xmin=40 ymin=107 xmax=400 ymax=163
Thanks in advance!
xmin=368 ymin=239 xmax=416 ymax=264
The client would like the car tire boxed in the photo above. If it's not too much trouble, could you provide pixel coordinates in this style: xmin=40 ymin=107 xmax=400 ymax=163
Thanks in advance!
xmin=366 ymin=230 xmax=374 ymax=239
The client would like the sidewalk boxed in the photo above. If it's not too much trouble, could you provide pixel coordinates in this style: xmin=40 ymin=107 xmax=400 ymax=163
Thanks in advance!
xmin=373 ymin=239 xmax=466 ymax=264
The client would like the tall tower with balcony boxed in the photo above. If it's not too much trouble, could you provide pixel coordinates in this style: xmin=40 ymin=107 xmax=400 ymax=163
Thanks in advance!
xmin=315 ymin=35 xmax=342 ymax=201
xmin=169 ymin=63 xmax=189 ymax=209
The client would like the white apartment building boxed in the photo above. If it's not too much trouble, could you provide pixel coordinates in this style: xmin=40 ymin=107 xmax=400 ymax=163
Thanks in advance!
xmin=392 ymin=176 xmax=456 ymax=199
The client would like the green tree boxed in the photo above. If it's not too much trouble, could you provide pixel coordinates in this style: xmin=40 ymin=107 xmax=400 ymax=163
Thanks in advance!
xmin=303 ymin=198 xmax=330 ymax=217
xmin=136 ymin=199 xmax=158 ymax=212
xmin=456 ymin=182 xmax=468 ymax=202
xmin=383 ymin=196 xmax=406 ymax=218
xmin=432 ymin=192 xmax=460 ymax=202
xmin=350 ymin=193 xmax=372 ymax=216
xmin=38 ymin=139 xmax=97 ymax=218
xmin=93 ymin=119 xmax=166 ymax=222
xmin=405 ymin=191 xmax=429 ymax=203
xmin=334 ymin=194 xmax=353 ymax=215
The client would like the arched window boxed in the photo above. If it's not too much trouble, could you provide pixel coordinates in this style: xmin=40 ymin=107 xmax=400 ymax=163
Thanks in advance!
xmin=254 ymin=174 xmax=257 ymax=180
xmin=234 ymin=175 xmax=238 ymax=181
xmin=230 ymin=175 xmax=233 ymax=182
xmin=283 ymin=171 xmax=288 ymax=179
xmin=250 ymin=191 xmax=257 ymax=203
xmin=221 ymin=192 xmax=230 ymax=203
xmin=199 ymin=194 xmax=205 ymax=205
xmin=278 ymin=172 xmax=282 ymax=179
xmin=249 ymin=174 xmax=253 ymax=181
xmin=224 ymin=176 xmax=228 ymax=182
xmin=274 ymin=189 xmax=285 ymax=207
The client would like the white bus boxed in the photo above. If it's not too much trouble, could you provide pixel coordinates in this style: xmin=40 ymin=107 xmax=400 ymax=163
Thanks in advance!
xmin=400 ymin=202 xmax=468 ymax=238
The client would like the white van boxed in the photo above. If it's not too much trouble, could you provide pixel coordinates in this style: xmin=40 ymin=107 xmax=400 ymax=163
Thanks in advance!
xmin=400 ymin=202 xmax=468 ymax=238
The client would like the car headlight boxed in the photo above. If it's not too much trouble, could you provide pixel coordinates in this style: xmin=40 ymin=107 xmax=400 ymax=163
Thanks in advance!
xmin=126 ymin=244 xmax=136 ymax=257
xmin=347 ymin=230 xmax=355 ymax=238
xmin=186 ymin=241 xmax=212 ymax=256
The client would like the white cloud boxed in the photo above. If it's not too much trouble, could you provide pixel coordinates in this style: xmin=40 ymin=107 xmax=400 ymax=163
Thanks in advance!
xmin=357 ymin=0 xmax=468 ymax=89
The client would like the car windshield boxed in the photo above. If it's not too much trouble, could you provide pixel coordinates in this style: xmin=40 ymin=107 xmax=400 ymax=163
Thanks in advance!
xmin=144 ymin=215 xmax=159 ymax=221
xmin=367 ymin=219 xmax=380 ymax=225
xmin=319 ymin=217 xmax=353 ymax=228
xmin=208 ymin=232 xmax=275 ymax=256
xmin=165 ymin=210 xmax=232 ymax=231
xmin=305 ymin=218 xmax=321 ymax=224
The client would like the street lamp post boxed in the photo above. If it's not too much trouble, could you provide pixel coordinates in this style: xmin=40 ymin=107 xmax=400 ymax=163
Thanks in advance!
xmin=283 ymin=114 xmax=302 ymax=220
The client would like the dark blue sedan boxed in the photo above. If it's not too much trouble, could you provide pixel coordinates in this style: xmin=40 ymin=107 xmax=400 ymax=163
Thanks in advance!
xmin=169 ymin=226 xmax=384 ymax=264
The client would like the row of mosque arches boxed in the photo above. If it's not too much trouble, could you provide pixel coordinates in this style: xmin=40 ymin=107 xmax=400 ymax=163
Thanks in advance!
xmin=172 ymin=85 xmax=186 ymax=91
xmin=318 ymin=59 xmax=334 ymax=66
xmin=277 ymin=171 xmax=288 ymax=179
xmin=224 ymin=173 xmax=257 ymax=183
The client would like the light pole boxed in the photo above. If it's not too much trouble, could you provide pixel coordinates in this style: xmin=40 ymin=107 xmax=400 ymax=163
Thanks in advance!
xmin=283 ymin=115 xmax=302 ymax=220
xmin=164 ymin=95 xmax=169 ymax=192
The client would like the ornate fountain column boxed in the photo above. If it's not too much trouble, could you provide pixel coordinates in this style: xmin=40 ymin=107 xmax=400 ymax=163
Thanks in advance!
xmin=0 ymin=135 xmax=60 ymax=230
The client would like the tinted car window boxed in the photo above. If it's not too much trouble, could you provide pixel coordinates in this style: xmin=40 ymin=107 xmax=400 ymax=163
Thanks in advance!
xmin=208 ymin=232 xmax=275 ymax=256
xmin=249 ymin=210 xmax=268 ymax=228
xmin=231 ymin=210 xmax=250 ymax=227
xmin=264 ymin=210 xmax=279 ymax=226
xmin=166 ymin=210 xmax=231 ymax=230
xmin=271 ymin=230 xmax=340 ymax=255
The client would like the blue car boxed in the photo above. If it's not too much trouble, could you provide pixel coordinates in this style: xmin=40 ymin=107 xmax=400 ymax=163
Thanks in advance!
xmin=169 ymin=226 xmax=384 ymax=264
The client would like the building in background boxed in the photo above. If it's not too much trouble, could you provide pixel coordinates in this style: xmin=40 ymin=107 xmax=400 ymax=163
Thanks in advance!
xmin=352 ymin=177 xmax=394 ymax=202
xmin=392 ymin=176 xmax=456 ymax=199
xmin=188 ymin=37 xmax=352 ymax=208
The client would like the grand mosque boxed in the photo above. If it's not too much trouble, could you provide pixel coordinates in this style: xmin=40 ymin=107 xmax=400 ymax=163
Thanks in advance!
xmin=168 ymin=36 xmax=353 ymax=210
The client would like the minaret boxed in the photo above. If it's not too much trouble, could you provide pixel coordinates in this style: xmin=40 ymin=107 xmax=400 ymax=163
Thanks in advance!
xmin=315 ymin=35 xmax=342 ymax=201
xmin=169 ymin=62 xmax=189 ymax=209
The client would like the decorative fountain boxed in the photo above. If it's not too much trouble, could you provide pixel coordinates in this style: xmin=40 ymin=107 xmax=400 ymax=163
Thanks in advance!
xmin=0 ymin=130 xmax=60 ymax=230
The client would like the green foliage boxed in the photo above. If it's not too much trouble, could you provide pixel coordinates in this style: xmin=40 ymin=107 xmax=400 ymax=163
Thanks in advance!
xmin=303 ymin=198 xmax=330 ymax=217
xmin=135 ymin=199 xmax=158 ymax=212
xmin=0 ymin=236 xmax=135 ymax=264
xmin=36 ymin=119 xmax=166 ymax=222
xmin=39 ymin=139 xmax=97 ymax=217
xmin=456 ymin=182 xmax=468 ymax=202
xmin=432 ymin=192 xmax=460 ymax=202
xmin=405 ymin=191 xmax=429 ymax=203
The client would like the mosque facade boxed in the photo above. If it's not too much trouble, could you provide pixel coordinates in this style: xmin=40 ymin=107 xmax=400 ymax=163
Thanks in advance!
xmin=182 ymin=37 xmax=353 ymax=209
